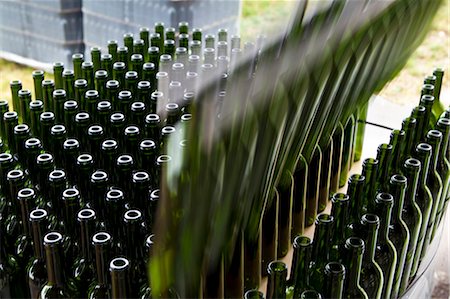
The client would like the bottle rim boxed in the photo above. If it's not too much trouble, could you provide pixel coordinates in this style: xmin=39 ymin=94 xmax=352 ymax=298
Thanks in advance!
xmin=110 ymin=257 xmax=130 ymax=271
xmin=30 ymin=208 xmax=47 ymax=221
xmin=44 ymin=231 xmax=63 ymax=245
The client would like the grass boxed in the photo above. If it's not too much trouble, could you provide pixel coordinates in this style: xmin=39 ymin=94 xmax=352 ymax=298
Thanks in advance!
xmin=0 ymin=0 xmax=448 ymax=108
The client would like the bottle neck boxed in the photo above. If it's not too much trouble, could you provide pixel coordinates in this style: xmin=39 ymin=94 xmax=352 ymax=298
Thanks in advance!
xmin=31 ymin=220 xmax=45 ymax=260
xmin=79 ymin=220 xmax=93 ymax=260
xmin=45 ymin=244 xmax=65 ymax=287
xmin=345 ymin=248 xmax=364 ymax=291
xmin=362 ymin=166 xmax=378 ymax=211
xmin=404 ymin=168 xmax=420 ymax=208
xmin=267 ymin=268 xmax=287 ymax=299
xmin=347 ymin=181 xmax=364 ymax=225
xmin=312 ymin=221 xmax=332 ymax=265
xmin=19 ymin=197 xmax=31 ymax=237
xmin=390 ymin=134 xmax=404 ymax=175
xmin=111 ymin=269 xmax=129 ymax=298
xmin=331 ymin=201 xmax=349 ymax=246
xmin=292 ymin=245 xmax=312 ymax=294
xmin=362 ymin=224 xmax=378 ymax=262
xmin=429 ymin=141 xmax=440 ymax=171
xmin=375 ymin=204 xmax=391 ymax=243
xmin=390 ymin=183 xmax=406 ymax=222
xmin=438 ymin=130 xmax=449 ymax=164
xmin=417 ymin=155 xmax=430 ymax=187
xmin=94 ymin=243 xmax=109 ymax=285
xmin=377 ymin=150 xmax=392 ymax=190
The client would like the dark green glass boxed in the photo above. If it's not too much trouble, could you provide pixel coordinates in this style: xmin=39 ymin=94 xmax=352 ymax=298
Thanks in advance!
xmin=118 ymin=91 xmax=133 ymax=117
xmin=73 ymin=209 xmax=97 ymax=298
xmin=318 ymin=137 xmax=333 ymax=213
xmin=74 ymin=112 xmax=93 ymax=146
xmin=339 ymin=116 xmax=355 ymax=187
xmin=400 ymin=117 xmax=417 ymax=162
xmin=203 ymin=256 xmax=224 ymax=299
xmin=431 ymin=68 xmax=444 ymax=122
xmin=309 ymin=214 xmax=333 ymax=292
xmin=361 ymin=158 xmax=379 ymax=213
xmin=388 ymin=129 xmax=406 ymax=176
xmin=53 ymin=62 xmax=64 ymax=89
xmin=104 ymin=189 xmax=125 ymax=244
xmin=354 ymin=102 xmax=369 ymax=162
xmin=137 ymin=81 xmax=151 ymax=108
xmin=373 ymin=193 xmax=397 ymax=299
xmin=286 ymin=236 xmax=312 ymax=298
xmin=329 ymin=193 xmax=349 ymax=262
xmin=42 ymin=79 xmax=55 ymax=113
xmin=330 ymin=123 xmax=344 ymax=192
xmin=410 ymin=143 xmax=433 ymax=277
xmin=48 ymin=170 xmax=67 ymax=219
xmin=244 ymin=290 xmax=264 ymax=299
xmin=388 ymin=175 xmax=410 ymax=299
xmin=13 ymin=124 xmax=31 ymax=164
xmin=101 ymin=54 xmax=113 ymax=78
xmin=277 ymin=171 xmax=293 ymax=259
xmin=411 ymin=105 xmax=426 ymax=149
xmin=28 ymin=208 xmax=48 ymax=299
xmin=130 ymin=171 xmax=150 ymax=212
xmin=244 ymin=225 xmax=262 ymax=291
xmin=24 ymin=138 xmax=43 ymax=180
xmin=82 ymin=61 xmax=95 ymax=90
xmin=115 ymin=155 xmax=134 ymax=192
xmin=49 ymin=124 xmax=67 ymax=167
xmin=110 ymin=113 xmax=126 ymax=141
xmin=150 ymin=32 xmax=161 ymax=50
xmin=434 ymin=118 xmax=450 ymax=229
xmin=95 ymin=70 xmax=108 ymax=99
xmin=40 ymin=232 xmax=72 ymax=298
xmin=106 ymin=80 xmax=120 ymax=109
xmin=36 ymin=153 xmax=55 ymax=197
xmin=154 ymin=22 xmax=165 ymax=50
xmin=96 ymin=101 xmax=112 ymax=130
xmin=133 ymin=39 xmax=145 ymax=57
xmin=0 ymin=99 xmax=9 ymax=140
xmin=130 ymin=102 xmax=146 ymax=129
xmin=140 ymin=27 xmax=150 ymax=60
xmin=88 ymin=232 xmax=112 ymax=299
xmin=63 ymin=70 xmax=75 ymax=100
xmin=305 ymin=145 xmax=322 ymax=226
xmin=300 ymin=290 xmax=322 ymax=299
xmin=61 ymin=188 xmax=81 ymax=259
xmin=0 ymin=153 xmax=15 ymax=196
xmin=265 ymin=261 xmax=287 ymax=299
xmin=113 ymin=62 xmax=126 ymax=88
xmin=421 ymin=131 xmax=442 ymax=255
xmin=117 ymin=46 xmax=128 ymax=68
xmin=164 ymin=40 xmax=175 ymax=57
xmin=346 ymin=174 xmax=365 ymax=237
xmin=74 ymin=79 xmax=88 ymax=109
xmin=291 ymin=156 xmax=307 ymax=239
xmin=375 ymin=144 xmax=392 ymax=193
xmin=63 ymin=100 xmax=79 ymax=137
xmin=142 ymin=63 xmax=156 ymax=89
xmin=4 ymin=111 xmax=19 ymax=152
xmin=10 ymin=80 xmax=22 ymax=113
xmin=138 ymin=139 xmax=157 ymax=177
xmin=85 ymin=90 xmax=100 ymax=117
xmin=323 ymin=262 xmax=345 ymax=299
xmin=125 ymin=71 xmax=138 ymax=97
xmin=148 ymin=47 xmax=160 ymax=72
xmin=159 ymin=54 xmax=172 ymax=74
xmin=419 ymin=94 xmax=435 ymax=136
xmin=32 ymin=70 xmax=45 ymax=100
xmin=110 ymin=257 xmax=131 ymax=299
xmin=62 ymin=139 xmax=80 ymax=184
xmin=123 ymin=33 xmax=134 ymax=64
xmin=100 ymin=139 xmax=119 ymax=176
xmin=262 ymin=190 xmax=279 ymax=276
xmin=30 ymin=100 xmax=44 ymax=137
xmin=144 ymin=113 xmax=160 ymax=146
xmin=192 ymin=28 xmax=202 ymax=42
xmin=131 ymin=54 xmax=144 ymax=78
xmin=7 ymin=169 xmax=26 ymax=216
xmin=205 ymin=34 xmax=215 ymax=49
xmin=76 ymin=154 xmax=95 ymax=200
xmin=52 ymin=89 xmax=67 ymax=124
xmin=90 ymin=47 xmax=101 ymax=72
xmin=342 ymin=237 xmax=368 ymax=299
xmin=87 ymin=125 xmax=104 ymax=159
xmin=72 ymin=53 xmax=84 ymax=80
xmin=357 ymin=214 xmax=383 ymax=299
xmin=107 ymin=40 xmax=118 ymax=62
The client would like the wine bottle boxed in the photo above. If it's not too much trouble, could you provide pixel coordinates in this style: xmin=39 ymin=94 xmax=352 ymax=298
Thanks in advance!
xmin=88 ymin=232 xmax=112 ymax=299
xmin=346 ymin=174 xmax=365 ymax=236
xmin=286 ymin=236 xmax=312 ymax=298
xmin=244 ymin=290 xmax=264 ymax=299
xmin=72 ymin=53 xmax=84 ymax=80
xmin=361 ymin=158 xmax=379 ymax=213
xmin=388 ymin=129 xmax=405 ymax=177
xmin=341 ymin=237 xmax=368 ymax=299
xmin=28 ymin=208 xmax=48 ymax=299
xmin=262 ymin=190 xmax=279 ymax=275
xmin=375 ymin=144 xmax=392 ymax=193
xmin=33 ymin=70 xmax=45 ymax=101
xmin=329 ymin=193 xmax=349 ymax=262
xmin=400 ymin=117 xmax=417 ymax=162
xmin=323 ymin=262 xmax=345 ymax=299
xmin=266 ymin=261 xmax=287 ymax=299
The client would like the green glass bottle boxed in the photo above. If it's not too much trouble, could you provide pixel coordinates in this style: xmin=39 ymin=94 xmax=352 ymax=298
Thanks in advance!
xmin=375 ymin=144 xmax=392 ymax=193
xmin=410 ymin=143 xmax=433 ymax=277
xmin=48 ymin=170 xmax=67 ymax=219
xmin=262 ymin=190 xmax=279 ymax=276
xmin=357 ymin=214 xmax=383 ymax=299
xmin=388 ymin=174 xmax=410 ymax=299
xmin=107 ymin=40 xmax=118 ymax=63
xmin=49 ymin=125 xmax=67 ymax=167
xmin=106 ymin=80 xmax=120 ymax=109
xmin=419 ymin=94 xmax=435 ymax=136
xmin=85 ymin=90 xmax=100 ymax=119
xmin=388 ymin=129 xmax=406 ymax=176
xmin=125 ymin=71 xmax=138 ymax=97
xmin=346 ymin=174 xmax=365 ymax=236
xmin=76 ymin=153 xmax=95 ymax=200
xmin=431 ymin=68 xmax=445 ymax=122
xmin=373 ymin=193 xmax=397 ymax=299
xmin=421 ymin=130 xmax=443 ymax=255
xmin=118 ymin=91 xmax=133 ymax=118
xmin=131 ymin=54 xmax=144 ymax=78
xmin=244 ymin=226 xmax=262 ymax=291
xmin=3 ymin=111 xmax=19 ymax=152
xmin=342 ymin=237 xmax=368 ymax=299
xmin=73 ymin=209 xmax=97 ymax=298
xmin=286 ymin=236 xmax=312 ymax=298
xmin=318 ymin=136 xmax=333 ymax=213
xmin=101 ymin=54 xmax=113 ymax=78
xmin=130 ymin=102 xmax=146 ymax=130
xmin=104 ymin=189 xmax=125 ymax=245
xmin=154 ymin=22 xmax=165 ymax=50
xmin=87 ymin=125 xmax=104 ymax=160
xmin=110 ymin=257 xmax=130 ymax=299
xmin=90 ymin=47 xmax=101 ymax=72
xmin=148 ymin=47 xmax=160 ymax=72
xmin=13 ymin=124 xmax=31 ymax=164
xmin=96 ymin=101 xmax=112 ymax=130
xmin=28 ymin=208 xmax=48 ymax=299
xmin=140 ymin=27 xmax=150 ymax=61
xmin=42 ymin=79 xmax=55 ymax=113
xmin=142 ymin=63 xmax=156 ymax=89
xmin=434 ymin=118 xmax=450 ymax=229
xmin=244 ymin=289 xmax=264 ymax=299
xmin=36 ymin=153 xmax=55 ymax=196
xmin=323 ymin=262 xmax=345 ymax=299
xmin=131 ymin=171 xmax=150 ymax=213
xmin=277 ymin=171 xmax=293 ymax=259
xmin=339 ymin=116 xmax=355 ymax=187
xmin=361 ymin=158 xmax=379 ymax=213
xmin=115 ymin=155 xmax=134 ymax=192
xmin=40 ymin=232 xmax=72 ymax=299
xmin=10 ymin=80 xmax=22 ymax=113
xmin=110 ymin=113 xmax=126 ymax=141
xmin=123 ymin=33 xmax=134 ymax=64
xmin=24 ymin=138 xmax=43 ymax=180
xmin=61 ymin=188 xmax=81 ymax=265
xmin=82 ymin=61 xmax=95 ymax=90
xmin=52 ymin=89 xmax=67 ymax=124
xmin=29 ymin=100 xmax=44 ymax=137
xmin=330 ymin=123 xmax=344 ymax=192
xmin=53 ymin=62 xmax=64 ymax=89
xmin=100 ymin=139 xmax=119 ymax=176
xmin=88 ymin=232 xmax=112 ymax=299
xmin=400 ymin=117 xmax=417 ymax=162
xmin=63 ymin=70 xmax=75 ymax=100
xmin=353 ymin=102 xmax=369 ymax=162
xmin=0 ymin=99 xmax=9 ymax=140
xmin=305 ymin=145 xmax=322 ymax=226
xmin=74 ymin=79 xmax=88 ymax=109
xmin=72 ymin=53 xmax=84 ymax=80
xmin=32 ymin=70 xmax=45 ymax=101
xmin=63 ymin=100 xmax=79 ymax=138
xmin=190 ymin=40 xmax=202 ymax=56
xmin=329 ymin=193 xmax=350 ymax=262
xmin=0 ymin=153 xmax=15 ymax=193
xmin=265 ymin=261 xmax=287 ymax=299
xmin=309 ymin=214 xmax=333 ymax=292
xmin=137 ymin=81 xmax=151 ymax=108
xmin=411 ymin=105 xmax=426 ymax=149
xmin=95 ymin=70 xmax=108 ymax=99
xmin=113 ymin=62 xmax=126 ymax=88
xmin=62 ymin=139 xmax=80 ymax=184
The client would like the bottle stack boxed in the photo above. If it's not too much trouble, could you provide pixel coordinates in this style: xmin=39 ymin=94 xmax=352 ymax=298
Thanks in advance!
xmin=0 ymin=19 xmax=449 ymax=299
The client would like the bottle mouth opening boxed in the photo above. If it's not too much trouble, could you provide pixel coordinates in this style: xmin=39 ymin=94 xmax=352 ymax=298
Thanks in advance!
xmin=118 ymin=155 xmax=133 ymax=164
xmin=349 ymin=174 xmax=365 ymax=183
xmin=325 ymin=262 xmax=345 ymax=275
xmin=363 ymin=158 xmax=379 ymax=167
xmin=64 ymin=139 xmax=79 ymax=147
xmin=125 ymin=210 xmax=142 ymax=220
xmin=4 ymin=111 xmax=18 ymax=118
xmin=150 ymin=189 xmax=160 ymax=200
xmin=125 ymin=126 xmax=139 ymax=134
xmin=103 ymin=140 xmax=118 ymax=147
xmin=162 ymin=126 xmax=176 ymax=134
xmin=30 ymin=208 xmax=47 ymax=220
xmin=166 ymin=103 xmax=179 ymax=110
xmin=316 ymin=213 xmax=334 ymax=224
xmin=376 ymin=192 xmax=393 ymax=203
xmin=417 ymin=143 xmax=432 ymax=152
xmin=14 ymin=124 xmax=29 ymax=132
xmin=157 ymin=155 xmax=172 ymax=163
xmin=267 ymin=261 xmax=287 ymax=274
xmin=93 ymin=232 xmax=111 ymax=244
xmin=378 ymin=143 xmax=392 ymax=151
xmin=437 ymin=118 xmax=450 ymax=126
xmin=131 ymin=102 xmax=145 ymax=109
xmin=405 ymin=158 xmax=421 ymax=168
xmin=110 ymin=257 xmax=129 ymax=270
xmin=141 ymin=140 xmax=156 ymax=148
xmin=146 ymin=234 xmax=155 ymax=246
xmin=0 ymin=153 xmax=13 ymax=161
xmin=107 ymin=189 xmax=124 ymax=200
xmin=138 ymin=81 xmax=151 ymax=88
xmin=427 ymin=130 xmax=442 ymax=139
xmin=146 ymin=114 xmax=160 ymax=122
xmin=361 ymin=213 xmax=379 ymax=225
xmin=44 ymin=232 xmax=63 ymax=244
xmin=78 ymin=154 xmax=93 ymax=163
xmin=7 ymin=169 xmax=23 ymax=179
xmin=26 ymin=138 xmax=41 ymax=146
xmin=332 ymin=193 xmax=349 ymax=202
xmin=391 ymin=174 xmax=407 ymax=184
xmin=63 ymin=188 xmax=79 ymax=198
xmin=18 ymin=188 xmax=34 ymax=197
xmin=76 ymin=112 xmax=90 ymax=120
xmin=134 ymin=172 xmax=149 ymax=180
xmin=293 ymin=235 xmax=312 ymax=248
xmin=37 ymin=153 xmax=53 ymax=162
xmin=345 ymin=237 xmax=364 ymax=249
xmin=51 ymin=125 xmax=66 ymax=133
xmin=92 ymin=171 xmax=108 ymax=180
xmin=111 ymin=113 xmax=125 ymax=121
xmin=78 ymin=209 xmax=96 ymax=219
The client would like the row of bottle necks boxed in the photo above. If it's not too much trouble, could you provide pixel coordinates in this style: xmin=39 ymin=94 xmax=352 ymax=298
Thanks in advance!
xmin=1 ymin=21 xmax=449 ymax=298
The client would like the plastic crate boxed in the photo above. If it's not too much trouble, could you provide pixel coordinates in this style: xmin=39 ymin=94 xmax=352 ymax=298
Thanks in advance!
xmin=0 ymin=0 xmax=83 ymax=67
xmin=82 ymin=0 xmax=241 ymax=48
